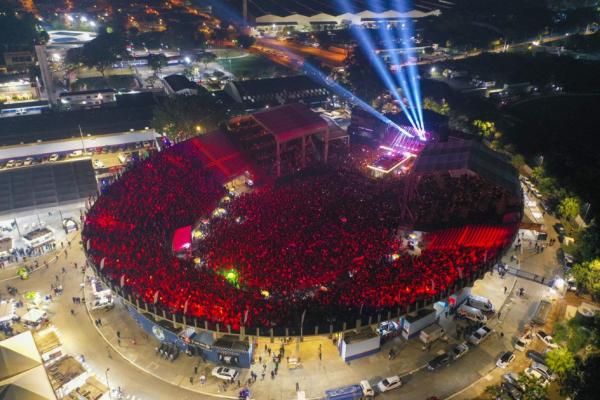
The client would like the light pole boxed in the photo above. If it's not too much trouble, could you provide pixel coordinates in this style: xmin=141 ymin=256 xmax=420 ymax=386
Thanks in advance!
xmin=105 ymin=368 xmax=111 ymax=399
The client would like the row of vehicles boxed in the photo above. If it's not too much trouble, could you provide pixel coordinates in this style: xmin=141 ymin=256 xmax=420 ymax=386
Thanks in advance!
xmin=427 ymin=324 xmax=494 ymax=372
xmin=324 ymin=377 xmax=402 ymax=399
xmin=0 ymin=141 xmax=154 ymax=171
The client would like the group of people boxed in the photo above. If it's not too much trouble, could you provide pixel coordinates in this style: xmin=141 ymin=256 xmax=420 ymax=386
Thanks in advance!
xmin=83 ymin=139 xmax=518 ymax=330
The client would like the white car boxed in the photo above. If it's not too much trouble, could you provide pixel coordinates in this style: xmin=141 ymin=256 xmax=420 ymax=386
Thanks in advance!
xmin=376 ymin=375 xmax=402 ymax=392
xmin=536 ymin=331 xmax=559 ymax=348
xmin=6 ymin=160 xmax=15 ymax=168
xmin=451 ymin=342 xmax=469 ymax=360
xmin=211 ymin=367 xmax=239 ymax=381
xmin=496 ymin=351 xmax=516 ymax=368
xmin=69 ymin=150 xmax=83 ymax=158
xmin=24 ymin=157 xmax=34 ymax=166
xmin=49 ymin=153 xmax=59 ymax=162
xmin=514 ymin=331 xmax=533 ymax=351
xmin=524 ymin=367 xmax=549 ymax=386
xmin=531 ymin=362 xmax=555 ymax=381
xmin=468 ymin=325 xmax=493 ymax=345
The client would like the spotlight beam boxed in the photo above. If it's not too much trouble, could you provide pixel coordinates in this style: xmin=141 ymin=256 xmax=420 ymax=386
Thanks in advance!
xmin=260 ymin=38 xmax=413 ymax=137
xmin=302 ymin=62 xmax=413 ymax=137
xmin=335 ymin=0 xmax=420 ymax=134
xmin=372 ymin=2 xmax=422 ymax=131
xmin=393 ymin=0 xmax=425 ymax=133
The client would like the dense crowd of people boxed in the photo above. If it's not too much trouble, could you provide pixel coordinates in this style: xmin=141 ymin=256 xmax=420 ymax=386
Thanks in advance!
xmin=83 ymin=139 xmax=519 ymax=329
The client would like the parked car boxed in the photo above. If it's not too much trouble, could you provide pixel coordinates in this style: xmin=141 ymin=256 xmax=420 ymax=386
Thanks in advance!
xmin=93 ymin=159 xmax=105 ymax=169
xmin=451 ymin=342 xmax=469 ymax=360
xmin=557 ymin=248 xmax=575 ymax=270
xmin=536 ymin=331 xmax=559 ymax=348
xmin=554 ymin=223 xmax=565 ymax=235
xmin=531 ymin=362 xmax=555 ymax=381
xmin=49 ymin=153 xmax=60 ymax=162
xmin=496 ymin=351 xmax=516 ymax=368
xmin=69 ymin=150 xmax=83 ymax=158
xmin=526 ymin=350 xmax=547 ymax=365
xmin=524 ymin=367 xmax=549 ymax=386
xmin=211 ymin=367 xmax=239 ymax=380
xmin=501 ymin=382 xmax=522 ymax=400
xmin=502 ymin=372 xmax=524 ymax=391
xmin=6 ymin=159 xmax=15 ymax=168
xmin=375 ymin=375 xmax=402 ymax=392
xmin=514 ymin=331 xmax=533 ymax=351
xmin=427 ymin=352 xmax=452 ymax=371
xmin=566 ymin=277 xmax=577 ymax=292
xmin=23 ymin=157 xmax=34 ymax=166
xmin=468 ymin=325 xmax=493 ymax=345
xmin=14 ymin=159 xmax=23 ymax=167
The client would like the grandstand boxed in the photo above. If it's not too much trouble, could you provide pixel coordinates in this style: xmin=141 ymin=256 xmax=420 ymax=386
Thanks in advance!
xmin=83 ymin=107 xmax=521 ymax=336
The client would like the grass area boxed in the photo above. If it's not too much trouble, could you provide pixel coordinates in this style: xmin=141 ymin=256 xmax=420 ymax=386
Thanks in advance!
xmin=217 ymin=54 xmax=290 ymax=80
xmin=72 ymin=75 xmax=138 ymax=91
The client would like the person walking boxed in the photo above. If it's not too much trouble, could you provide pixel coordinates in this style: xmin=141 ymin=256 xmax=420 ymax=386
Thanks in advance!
xmin=504 ymin=286 xmax=508 ymax=294
xmin=296 ymin=382 xmax=300 ymax=392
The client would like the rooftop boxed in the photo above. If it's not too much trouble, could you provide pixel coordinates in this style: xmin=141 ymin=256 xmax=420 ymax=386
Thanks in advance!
xmin=251 ymin=103 xmax=328 ymax=143
xmin=0 ymin=93 xmax=157 ymax=146
xmin=163 ymin=74 xmax=198 ymax=92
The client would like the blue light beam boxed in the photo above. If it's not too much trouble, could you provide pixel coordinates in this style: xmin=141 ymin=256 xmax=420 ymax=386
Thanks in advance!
xmin=393 ymin=0 xmax=425 ymax=132
xmin=335 ymin=0 xmax=420 ymax=134
xmin=371 ymin=0 xmax=422 ymax=132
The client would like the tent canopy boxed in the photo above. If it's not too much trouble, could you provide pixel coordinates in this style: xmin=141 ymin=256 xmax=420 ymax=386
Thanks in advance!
xmin=0 ymin=331 xmax=42 ymax=381
xmin=0 ymin=365 xmax=56 ymax=400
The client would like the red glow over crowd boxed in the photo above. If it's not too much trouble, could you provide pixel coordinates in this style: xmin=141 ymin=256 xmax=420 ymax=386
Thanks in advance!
xmin=83 ymin=140 xmax=519 ymax=329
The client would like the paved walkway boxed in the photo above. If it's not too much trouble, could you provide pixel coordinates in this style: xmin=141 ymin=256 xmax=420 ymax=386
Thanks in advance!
xmin=82 ymin=247 xmax=519 ymax=400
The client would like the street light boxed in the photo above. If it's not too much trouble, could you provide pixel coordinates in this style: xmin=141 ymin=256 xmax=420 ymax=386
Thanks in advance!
xmin=105 ymin=368 xmax=111 ymax=400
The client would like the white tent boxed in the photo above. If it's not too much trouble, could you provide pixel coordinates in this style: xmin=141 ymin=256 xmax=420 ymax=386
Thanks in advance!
xmin=0 ymin=332 xmax=56 ymax=400
xmin=21 ymin=309 xmax=46 ymax=326
xmin=0 ymin=331 xmax=41 ymax=380
xmin=0 ymin=303 xmax=15 ymax=324
xmin=0 ymin=365 xmax=56 ymax=400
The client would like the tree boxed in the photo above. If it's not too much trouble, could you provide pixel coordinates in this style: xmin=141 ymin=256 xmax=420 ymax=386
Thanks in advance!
xmin=483 ymin=374 xmax=548 ymax=400
xmin=151 ymin=94 xmax=221 ymax=142
xmin=558 ymin=196 xmax=580 ymax=220
xmin=575 ymin=224 xmax=600 ymax=262
xmin=314 ymin=31 xmax=332 ymax=50
xmin=570 ymin=259 xmax=600 ymax=300
xmin=197 ymin=52 xmax=217 ymax=69
xmin=236 ymin=34 xmax=255 ymax=49
xmin=511 ymin=154 xmax=526 ymax=170
xmin=148 ymin=54 xmax=167 ymax=76
xmin=546 ymin=348 xmax=576 ymax=378
xmin=561 ymin=353 xmax=600 ymax=400
xmin=80 ymin=30 xmax=127 ymax=77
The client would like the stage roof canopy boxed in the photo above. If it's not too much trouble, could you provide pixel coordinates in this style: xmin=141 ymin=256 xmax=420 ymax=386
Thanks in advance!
xmin=188 ymin=132 xmax=255 ymax=184
xmin=251 ymin=104 xmax=328 ymax=143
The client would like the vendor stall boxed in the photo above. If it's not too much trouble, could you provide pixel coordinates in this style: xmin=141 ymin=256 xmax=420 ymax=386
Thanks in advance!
xmin=22 ymin=308 xmax=47 ymax=330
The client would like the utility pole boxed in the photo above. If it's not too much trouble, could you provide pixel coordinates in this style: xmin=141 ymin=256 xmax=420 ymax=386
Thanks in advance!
xmin=78 ymin=125 xmax=87 ymax=153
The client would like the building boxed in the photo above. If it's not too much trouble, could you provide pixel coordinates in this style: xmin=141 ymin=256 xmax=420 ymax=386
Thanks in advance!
xmin=1 ymin=51 xmax=34 ymax=68
xmin=255 ymin=9 xmax=441 ymax=33
xmin=0 ymin=76 xmax=39 ymax=104
xmin=163 ymin=74 xmax=199 ymax=96
xmin=59 ymin=88 xmax=117 ymax=110
xmin=224 ymin=75 xmax=330 ymax=110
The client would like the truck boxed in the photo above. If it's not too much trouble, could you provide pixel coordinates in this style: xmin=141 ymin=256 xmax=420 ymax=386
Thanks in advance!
xmin=419 ymin=323 xmax=446 ymax=344
xmin=467 ymin=295 xmax=495 ymax=312
xmin=457 ymin=304 xmax=487 ymax=323
xmin=324 ymin=381 xmax=374 ymax=400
